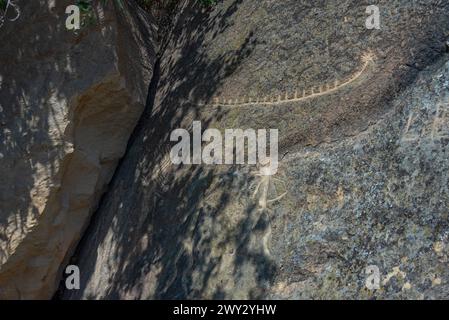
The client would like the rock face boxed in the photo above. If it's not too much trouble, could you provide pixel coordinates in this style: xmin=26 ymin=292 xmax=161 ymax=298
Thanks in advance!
xmin=63 ymin=0 xmax=449 ymax=300
xmin=0 ymin=0 xmax=157 ymax=299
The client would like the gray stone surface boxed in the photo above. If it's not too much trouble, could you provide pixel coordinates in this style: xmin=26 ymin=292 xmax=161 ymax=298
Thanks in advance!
xmin=0 ymin=0 xmax=157 ymax=299
xmin=54 ymin=0 xmax=449 ymax=299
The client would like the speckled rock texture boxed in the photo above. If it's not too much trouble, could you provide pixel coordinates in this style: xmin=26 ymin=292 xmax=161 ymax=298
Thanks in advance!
xmin=63 ymin=0 xmax=448 ymax=299
xmin=0 ymin=0 xmax=157 ymax=299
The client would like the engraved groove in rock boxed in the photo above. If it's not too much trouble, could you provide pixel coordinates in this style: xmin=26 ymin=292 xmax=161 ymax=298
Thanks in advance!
xmin=195 ymin=52 xmax=376 ymax=108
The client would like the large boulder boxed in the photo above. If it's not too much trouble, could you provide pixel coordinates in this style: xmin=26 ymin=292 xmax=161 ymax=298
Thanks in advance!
xmin=63 ymin=0 xmax=449 ymax=299
xmin=0 ymin=0 xmax=157 ymax=299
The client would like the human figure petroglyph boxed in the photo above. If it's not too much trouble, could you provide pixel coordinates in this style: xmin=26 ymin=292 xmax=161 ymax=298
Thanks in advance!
xmin=246 ymin=163 xmax=287 ymax=256
xmin=249 ymin=163 xmax=287 ymax=212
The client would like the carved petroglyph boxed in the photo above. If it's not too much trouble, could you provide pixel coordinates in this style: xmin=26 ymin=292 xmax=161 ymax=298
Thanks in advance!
xmin=179 ymin=52 xmax=374 ymax=257
xmin=196 ymin=52 xmax=376 ymax=108
xmin=401 ymin=111 xmax=421 ymax=143
xmin=244 ymin=163 xmax=288 ymax=256
xmin=0 ymin=0 xmax=20 ymax=28
xmin=249 ymin=164 xmax=287 ymax=211
xmin=431 ymin=103 xmax=449 ymax=140
xmin=401 ymin=102 xmax=449 ymax=144
xmin=280 ymin=150 xmax=323 ymax=164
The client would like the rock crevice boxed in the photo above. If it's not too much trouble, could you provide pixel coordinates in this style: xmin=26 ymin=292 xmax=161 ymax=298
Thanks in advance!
xmin=0 ymin=0 xmax=158 ymax=299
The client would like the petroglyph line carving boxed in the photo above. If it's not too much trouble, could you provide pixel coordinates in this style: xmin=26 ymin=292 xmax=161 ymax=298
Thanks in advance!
xmin=0 ymin=0 xmax=20 ymax=28
xmin=431 ymin=103 xmax=449 ymax=140
xmin=196 ymin=52 xmax=376 ymax=108
xmin=401 ymin=111 xmax=421 ymax=142
xmin=401 ymin=102 xmax=449 ymax=143
xmin=280 ymin=150 xmax=323 ymax=164
xmin=247 ymin=164 xmax=287 ymax=256
xmin=249 ymin=164 xmax=287 ymax=212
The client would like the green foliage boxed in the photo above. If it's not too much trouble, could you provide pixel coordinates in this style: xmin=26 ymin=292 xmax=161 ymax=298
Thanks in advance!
xmin=77 ymin=0 xmax=92 ymax=12
xmin=75 ymin=0 xmax=96 ymax=27
xmin=0 ymin=0 xmax=7 ymax=11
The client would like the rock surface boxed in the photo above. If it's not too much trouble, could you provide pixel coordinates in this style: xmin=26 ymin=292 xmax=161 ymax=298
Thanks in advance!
xmin=0 ymin=0 xmax=157 ymax=299
xmin=63 ymin=0 xmax=449 ymax=299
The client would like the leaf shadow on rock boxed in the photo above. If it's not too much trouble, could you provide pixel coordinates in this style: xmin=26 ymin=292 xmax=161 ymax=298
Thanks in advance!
xmin=62 ymin=0 xmax=277 ymax=300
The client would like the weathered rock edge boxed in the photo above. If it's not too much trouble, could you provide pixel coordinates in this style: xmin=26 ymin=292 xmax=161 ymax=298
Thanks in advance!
xmin=0 ymin=0 xmax=157 ymax=299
